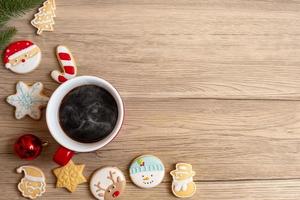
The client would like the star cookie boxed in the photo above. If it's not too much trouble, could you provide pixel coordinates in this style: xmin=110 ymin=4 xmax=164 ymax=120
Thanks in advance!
xmin=7 ymin=81 xmax=49 ymax=120
xmin=53 ymin=160 xmax=86 ymax=192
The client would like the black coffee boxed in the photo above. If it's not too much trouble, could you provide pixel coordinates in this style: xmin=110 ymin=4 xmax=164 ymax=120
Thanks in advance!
xmin=59 ymin=85 xmax=118 ymax=143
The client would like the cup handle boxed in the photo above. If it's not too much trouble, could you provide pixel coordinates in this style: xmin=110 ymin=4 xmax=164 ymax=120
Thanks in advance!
xmin=53 ymin=146 xmax=74 ymax=166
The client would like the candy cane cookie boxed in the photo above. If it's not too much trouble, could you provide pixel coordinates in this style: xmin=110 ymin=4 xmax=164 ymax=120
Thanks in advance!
xmin=51 ymin=45 xmax=77 ymax=83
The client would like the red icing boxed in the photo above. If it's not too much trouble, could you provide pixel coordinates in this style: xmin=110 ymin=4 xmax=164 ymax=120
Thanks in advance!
xmin=58 ymin=75 xmax=68 ymax=83
xmin=64 ymin=66 xmax=75 ymax=74
xmin=113 ymin=191 xmax=120 ymax=198
xmin=58 ymin=53 xmax=71 ymax=60
xmin=3 ymin=40 xmax=33 ymax=63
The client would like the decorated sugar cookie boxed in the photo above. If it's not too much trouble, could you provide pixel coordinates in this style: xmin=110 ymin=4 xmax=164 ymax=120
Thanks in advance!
xmin=3 ymin=40 xmax=41 ymax=74
xmin=31 ymin=0 xmax=56 ymax=35
xmin=170 ymin=163 xmax=196 ymax=198
xmin=51 ymin=45 xmax=77 ymax=83
xmin=53 ymin=160 xmax=86 ymax=192
xmin=17 ymin=165 xmax=46 ymax=199
xmin=6 ymin=81 xmax=49 ymax=120
xmin=90 ymin=167 xmax=126 ymax=200
xmin=129 ymin=155 xmax=165 ymax=189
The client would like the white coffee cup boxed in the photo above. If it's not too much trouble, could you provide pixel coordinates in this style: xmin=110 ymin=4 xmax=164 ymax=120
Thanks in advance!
xmin=46 ymin=76 xmax=124 ymax=165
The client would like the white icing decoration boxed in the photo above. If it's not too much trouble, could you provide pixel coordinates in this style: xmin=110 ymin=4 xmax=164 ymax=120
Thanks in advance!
xmin=9 ymin=52 xmax=41 ymax=74
xmin=57 ymin=45 xmax=69 ymax=53
xmin=173 ymin=177 xmax=193 ymax=192
xmin=5 ymin=63 xmax=11 ymax=68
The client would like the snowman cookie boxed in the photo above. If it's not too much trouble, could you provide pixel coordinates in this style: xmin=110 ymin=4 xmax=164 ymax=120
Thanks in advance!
xmin=129 ymin=155 xmax=165 ymax=189
xmin=17 ymin=165 xmax=46 ymax=199
xmin=90 ymin=167 xmax=126 ymax=200
xmin=170 ymin=163 xmax=196 ymax=198
xmin=3 ymin=40 xmax=41 ymax=74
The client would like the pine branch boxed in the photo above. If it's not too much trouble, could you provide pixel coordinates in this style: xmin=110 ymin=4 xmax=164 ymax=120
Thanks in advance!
xmin=0 ymin=0 xmax=45 ymax=51
xmin=0 ymin=27 xmax=17 ymax=50
xmin=0 ymin=0 xmax=44 ymax=26
xmin=0 ymin=10 xmax=9 ymax=27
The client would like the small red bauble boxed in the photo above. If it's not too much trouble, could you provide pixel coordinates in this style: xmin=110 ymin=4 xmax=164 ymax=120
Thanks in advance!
xmin=14 ymin=134 xmax=44 ymax=160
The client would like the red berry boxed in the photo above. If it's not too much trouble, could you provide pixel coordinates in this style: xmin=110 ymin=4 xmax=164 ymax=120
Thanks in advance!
xmin=14 ymin=134 xmax=43 ymax=160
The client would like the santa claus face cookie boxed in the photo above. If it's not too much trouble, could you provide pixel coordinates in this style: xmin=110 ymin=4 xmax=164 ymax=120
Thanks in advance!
xmin=129 ymin=155 xmax=165 ymax=189
xmin=3 ymin=40 xmax=41 ymax=74
xmin=17 ymin=165 xmax=46 ymax=199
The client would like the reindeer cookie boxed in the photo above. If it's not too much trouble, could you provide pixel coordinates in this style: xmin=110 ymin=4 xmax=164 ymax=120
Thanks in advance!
xmin=90 ymin=167 xmax=126 ymax=200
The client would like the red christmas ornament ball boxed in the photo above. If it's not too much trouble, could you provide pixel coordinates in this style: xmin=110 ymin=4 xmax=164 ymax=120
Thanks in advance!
xmin=14 ymin=134 xmax=43 ymax=160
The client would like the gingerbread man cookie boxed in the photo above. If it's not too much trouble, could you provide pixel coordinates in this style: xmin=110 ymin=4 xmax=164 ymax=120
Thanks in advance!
xmin=6 ymin=81 xmax=49 ymax=120
xmin=90 ymin=167 xmax=126 ymax=200
xmin=17 ymin=165 xmax=46 ymax=199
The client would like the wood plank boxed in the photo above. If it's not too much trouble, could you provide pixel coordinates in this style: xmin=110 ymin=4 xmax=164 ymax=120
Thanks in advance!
xmin=4 ymin=0 xmax=300 ymax=99
xmin=2 ymin=180 xmax=300 ymax=200
xmin=2 ymin=0 xmax=300 ymax=199
xmin=1 ymin=98 xmax=300 ymax=183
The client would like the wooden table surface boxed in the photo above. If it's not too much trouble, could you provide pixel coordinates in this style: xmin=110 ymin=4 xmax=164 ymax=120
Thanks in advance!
xmin=2 ymin=0 xmax=300 ymax=199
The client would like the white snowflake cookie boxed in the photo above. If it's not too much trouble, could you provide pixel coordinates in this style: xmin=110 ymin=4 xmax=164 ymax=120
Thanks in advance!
xmin=7 ymin=81 xmax=49 ymax=120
